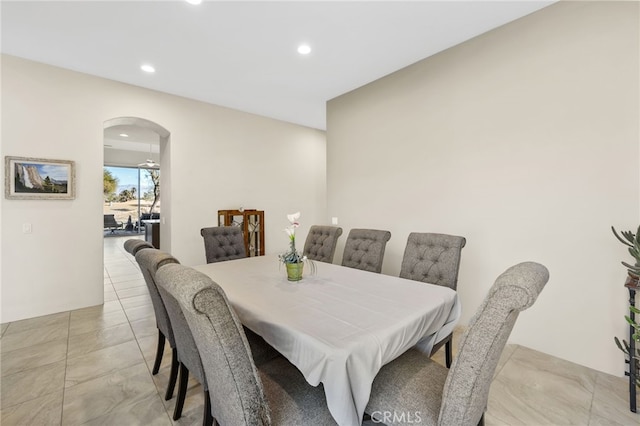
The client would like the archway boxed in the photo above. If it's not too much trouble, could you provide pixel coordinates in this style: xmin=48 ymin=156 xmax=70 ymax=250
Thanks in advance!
xmin=103 ymin=117 xmax=172 ymax=253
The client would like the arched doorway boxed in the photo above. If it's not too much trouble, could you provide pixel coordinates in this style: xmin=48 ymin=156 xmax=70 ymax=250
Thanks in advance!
xmin=103 ymin=117 xmax=171 ymax=252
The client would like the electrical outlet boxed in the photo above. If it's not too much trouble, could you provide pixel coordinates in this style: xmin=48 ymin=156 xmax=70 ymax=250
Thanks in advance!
xmin=23 ymin=223 xmax=32 ymax=233
xmin=331 ymin=217 xmax=338 ymax=225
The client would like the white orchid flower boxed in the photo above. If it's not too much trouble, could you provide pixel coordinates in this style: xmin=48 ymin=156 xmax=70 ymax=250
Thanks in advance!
xmin=287 ymin=212 xmax=301 ymax=228
xmin=284 ymin=227 xmax=296 ymax=241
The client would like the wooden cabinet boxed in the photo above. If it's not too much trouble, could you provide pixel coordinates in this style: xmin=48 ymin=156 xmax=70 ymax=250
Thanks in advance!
xmin=218 ymin=209 xmax=265 ymax=257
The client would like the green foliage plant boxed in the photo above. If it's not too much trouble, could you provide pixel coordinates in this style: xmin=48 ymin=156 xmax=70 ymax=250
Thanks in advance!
xmin=103 ymin=169 xmax=118 ymax=200
xmin=612 ymin=225 xmax=640 ymax=388
xmin=611 ymin=225 xmax=640 ymax=277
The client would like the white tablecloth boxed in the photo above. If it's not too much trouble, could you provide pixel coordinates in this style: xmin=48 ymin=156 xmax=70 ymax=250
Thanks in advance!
xmin=194 ymin=255 xmax=460 ymax=426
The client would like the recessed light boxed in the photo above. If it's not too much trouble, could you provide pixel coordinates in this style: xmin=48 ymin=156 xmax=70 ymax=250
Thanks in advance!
xmin=141 ymin=64 xmax=156 ymax=73
xmin=185 ymin=0 xmax=202 ymax=4
xmin=119 ymin=133 xmax=129 ymax=138
xmin=297 ymin=44 xmax=311 ymax=55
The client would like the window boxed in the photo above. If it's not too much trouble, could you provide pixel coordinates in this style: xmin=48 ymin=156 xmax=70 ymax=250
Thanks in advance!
xmin=103 ymin=166 xmax=160 ymax=233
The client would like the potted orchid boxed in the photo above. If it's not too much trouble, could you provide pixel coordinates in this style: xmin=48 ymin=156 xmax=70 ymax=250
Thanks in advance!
xmin=279 ymin=212 xmax=315 ymax=281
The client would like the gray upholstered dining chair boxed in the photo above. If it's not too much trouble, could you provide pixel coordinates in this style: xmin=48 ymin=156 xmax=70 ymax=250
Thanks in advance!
xmin=366 ymin=262 xmax=549 ymax=426
xmin=341 ymin=228 xmax=391 ymax=273
xmin=200 ymin=226 xmax=247 ymax=263
xmin=155 ymin=263 xmax=338 ymax=426
xmin=400 ymin=232 xmax=466 ymax=368
xmin=156 ymin=270 xmax=280 ymax=425
xmin=124 ymin=239 xmax=154 ymax=256
xmin=303 ymin=225 xmax=343 ymax=263
xmin=134 ymin=249 xmax=181 ymax=401
xmin=157 ymin=281 xmax=213 ymax=425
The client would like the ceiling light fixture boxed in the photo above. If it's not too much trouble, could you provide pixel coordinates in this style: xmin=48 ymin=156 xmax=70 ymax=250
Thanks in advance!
xmin=297 ymin=44 xmax=311 ymax=55
xmin=140 ymin=64 xmax=156 ymax=73
xmin=119 ymin=133 xmax=129 ymax=137
xmin=185 ymin=0 xmax=202 ymax=4
xmin=138 ymin=143 xmax=159 ymax=169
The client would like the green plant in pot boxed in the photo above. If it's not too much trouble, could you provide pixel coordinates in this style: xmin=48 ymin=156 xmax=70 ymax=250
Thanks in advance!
xmin=279 ymin=212 xmax=315 ymax=281
xmin=612 ymin=225 xmax=640 ymax=388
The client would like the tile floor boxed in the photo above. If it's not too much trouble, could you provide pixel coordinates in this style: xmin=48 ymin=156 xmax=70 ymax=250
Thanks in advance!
xmin=0 ymin=236 xmax=638 ymax=425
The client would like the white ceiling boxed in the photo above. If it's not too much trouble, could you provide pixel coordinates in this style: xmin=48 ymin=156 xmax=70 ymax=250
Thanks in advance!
xmin=103 ymin=125 xmax=160 ymax=153
xmin=1 ymin=0 xmax=554 ymax=131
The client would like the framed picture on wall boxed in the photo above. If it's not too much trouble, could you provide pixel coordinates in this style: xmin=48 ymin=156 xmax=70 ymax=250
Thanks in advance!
xmin=4 ymin=156 xmax=76 ymax=200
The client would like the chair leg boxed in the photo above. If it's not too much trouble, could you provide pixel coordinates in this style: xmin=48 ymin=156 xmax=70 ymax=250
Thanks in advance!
xmin=445 ymin=339 xmax=453 ymax=368
xmin=152 ymin=330 xmax=166 ymax=375
xmin=203 ymin=389 xmax=213 ymax=426
xmin=478 ymin=412 xmax=485 ymax=426
xmin=165 ymin=347 xmax=179 ymax=400
xmin=173 ymin=363 xmax=189 ymax=420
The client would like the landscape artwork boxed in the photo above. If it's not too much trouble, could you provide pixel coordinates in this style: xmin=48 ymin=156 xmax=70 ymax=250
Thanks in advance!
xmin=5 ymin=156 xmax=75 ymax=200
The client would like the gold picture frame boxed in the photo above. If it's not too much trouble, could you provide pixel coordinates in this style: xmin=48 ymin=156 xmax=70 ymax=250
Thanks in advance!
xmin=5 ymin=156 xmax=76 ymax=200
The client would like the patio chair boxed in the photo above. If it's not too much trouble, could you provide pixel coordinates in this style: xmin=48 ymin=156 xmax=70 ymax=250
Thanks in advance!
xmin=104 ymin=214 xmax=123 ymax=233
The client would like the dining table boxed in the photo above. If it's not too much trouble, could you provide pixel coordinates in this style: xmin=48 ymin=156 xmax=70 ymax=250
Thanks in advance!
xmin=194 ymin=254 xmax=460 ymax=426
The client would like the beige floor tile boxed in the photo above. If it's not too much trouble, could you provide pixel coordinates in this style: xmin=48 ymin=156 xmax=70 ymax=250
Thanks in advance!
xmin=4 ymin=312 xmax=69 ymax=335
xmin=0 ymin=321 xmax=69 ymax=353
xmin=111 ymin=277 xmax=146 ymax=289
xmin=107 ymin=261 xmax=140 ymax=273
xmin=494 ymin=343 xmax=517 ymax=378
xmin=104 ymin=258 xmax=135 ymax=267
xmin=149 ymin=363 xmax=175 ymax=400
xmin=137 ymin=334 xmax=173 ymax=374
xmin=130 ymin=316 xmax=160 ymax=340
xmin=1 ymin=338 xmax=67 ymax=377
xmin=62 ymin=363 xmax=169 ymax=425
xmin=0 ymin=390 xmax=63 ymax=426
xmin=0 ymin=360 xmax=66 ymax=408
xmin=116 ymin=285 xmax=151 ymax=299
xmin=71 ymin=300 xmax=123 ymax=318
xmin=79 ymin=393 xmax=172 ymax=426
xmin=69 ymin=309 xmax=129 ymax=336
xmin=124 ymin=304 xmax=156 ymax=322
xmin=589 ymin=371 xmax=639 ymax=426
xmin=65 ymin=340 xmax=145 ymax=387
xmin=104 ymin=290 xmax=119 ymax=302
xmin=67 ymin=323 xmax=135 ymax=359
xmin=484 ymin=411 xmax=512 ymax=426
xmin=487 ymin=346 xmax=597 ymax=425
xmin=119 ymin=293 xmax=152 ymax=309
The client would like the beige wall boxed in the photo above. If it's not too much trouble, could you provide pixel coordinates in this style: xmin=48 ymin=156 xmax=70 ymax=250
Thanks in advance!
xmin=1 ymin=54 xmax=326 ymax=322
xmin=327 ymin=1 xmax=639 ymax=376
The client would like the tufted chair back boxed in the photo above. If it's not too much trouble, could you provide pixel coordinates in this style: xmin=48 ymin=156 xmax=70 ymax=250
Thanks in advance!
xmin=400 ymin=233 xmax=466 ymax=290
xmin=135 ymin=249 xmax=181 ymax=347
xmin=124 ymin=239 xmax=154 ymax=256
xmin=134 ymin=248 xmax=182 ymax=400
xmin=438 ymin=262 xmax=548 ymax=424
xmin=365 ymin=262 xmax=549 ymax=426
xmin=341 ymin=228 xmax=391 ymax=273
xmin=155 ymin=263 xmax=271 ymax=426
xmin=157 ymin=279 xmax=208 ymax=389
xmin=303 ymin=225 xmax=343 ymax=263
xmin=201 ymin=226 xmax=247 ymax=263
